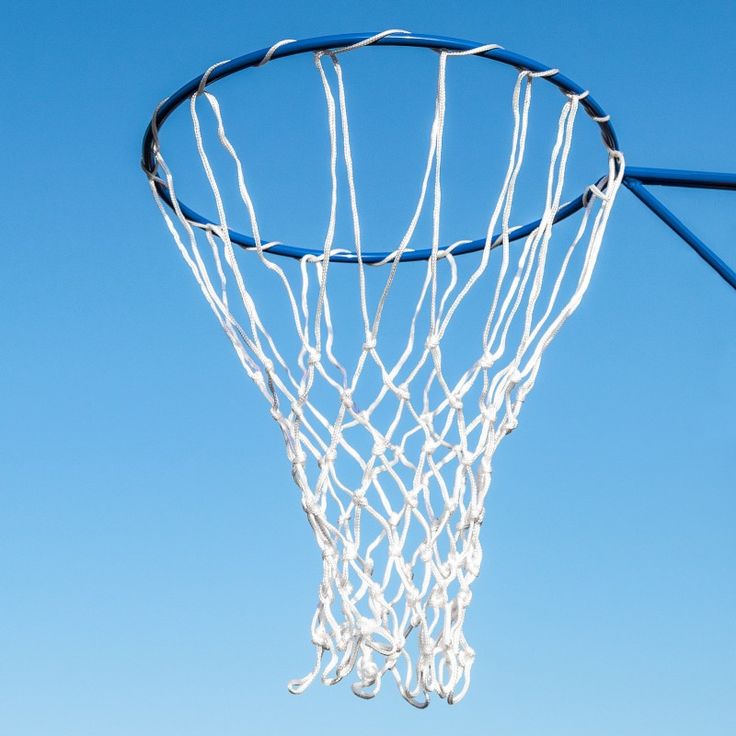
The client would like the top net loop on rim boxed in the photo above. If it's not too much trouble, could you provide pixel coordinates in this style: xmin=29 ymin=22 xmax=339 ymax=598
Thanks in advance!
xmin=143 ymin=31 xmax=625 ymax=707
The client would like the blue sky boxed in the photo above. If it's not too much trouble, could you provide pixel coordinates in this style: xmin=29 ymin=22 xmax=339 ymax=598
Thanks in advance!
xmin=1 ymin=1 xmax=734 ymax=735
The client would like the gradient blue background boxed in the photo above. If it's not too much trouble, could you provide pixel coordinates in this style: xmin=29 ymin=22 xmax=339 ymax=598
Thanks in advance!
xmin=1 ymin=1 xmax=734 ymax=734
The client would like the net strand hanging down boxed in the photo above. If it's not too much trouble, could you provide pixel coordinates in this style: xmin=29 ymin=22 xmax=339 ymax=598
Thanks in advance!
xmin=146 ymin=32 xmax=624 ymax=707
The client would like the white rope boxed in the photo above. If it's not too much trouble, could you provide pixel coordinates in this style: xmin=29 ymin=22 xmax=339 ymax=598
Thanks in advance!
xmin=145 ymin=33 xmax=624 ymax=707
xmin=258 ymin=38 xmax=297 ymax=66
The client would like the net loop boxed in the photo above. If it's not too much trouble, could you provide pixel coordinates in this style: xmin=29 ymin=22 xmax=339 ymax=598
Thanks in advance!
xmin=258 ymin=38 xmax=297 ymax=66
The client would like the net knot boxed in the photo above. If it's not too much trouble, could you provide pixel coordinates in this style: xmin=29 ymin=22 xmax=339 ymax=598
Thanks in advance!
xmin=302 ymin=493 xmax=321 ymax=515
xmin=341 ymin=388 xmax=354 ymax=409
xmin=458 ymin=449 xmax=474 ymax=467
xmin=465 ymin=548 xmax=483 ymax=576
xmin=457 ymin=588 xmax=473 ymax=608
xmin=396 ymin=383 xmax=411 ymax=402
xmin=343 ymin=543 xmax=359 ymax=561
xmin=319 ymin=448 xmax=337 ymax=466
xmin=419 ymin=411 xmax=434 ymax=428
xmin=405 ymin=588 xmax=422 ymax=609
xmin=466 ymin=506 xmax=485 ymax=525
xmin=405 ymin=491 xmax=419 ymax=510
xmin=352 ymin=490 xmax=368 ymax=507
xmin=291 ymin=448 xmax=307 ymax=465
xmin=504 ymin=416 xmax=519 ymax=433
xmin=425 ymin=332 xmax=441 ymax=351
xmin=423 ymin=438 xmax=439 ymax=454
xmin=318 ymin=584 xmax=333 ymax=606
xmin=306 ymin=347 xmax=321 ymax=365
xmin=367 ymin=465 xmax=381 ymax=483
xmin=480 ymin=404 xmax=497 ymax=423
xmin=479 ymin=352 xmax=494 ymax=369
xmin=448 ymin=392 xmax=463 ymax=411
xmin=388 ymin=541 xmax=403 ymax=557
xmin=372 ymin=439 xmax=387 ymax=456
xmin=362 ymin=335 xmax=377 ymax=351
xmin=356 ymin=655 xmax=379 ymax=682
xmin=429 ymin=585 xmax=448 ymax=608
xmin=368 ymin=581 xmax=384 ymax=602
xmin=418 ymin=544 xmax=433 ymax=563
xmin=312 ymin=629 xmax=331 ymax=649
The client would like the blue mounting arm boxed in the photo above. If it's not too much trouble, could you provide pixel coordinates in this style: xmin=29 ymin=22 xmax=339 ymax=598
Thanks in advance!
xmin=623 ymin=167 xmax=736 ymax=290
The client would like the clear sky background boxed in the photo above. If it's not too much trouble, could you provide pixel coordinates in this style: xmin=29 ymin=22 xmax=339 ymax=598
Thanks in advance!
xmin=1 ymin=1 xmax=734 ymax=735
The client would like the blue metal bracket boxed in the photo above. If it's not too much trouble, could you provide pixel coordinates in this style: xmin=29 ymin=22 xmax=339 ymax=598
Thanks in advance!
xmin=623 ymin=167 xmax=736 ymax=290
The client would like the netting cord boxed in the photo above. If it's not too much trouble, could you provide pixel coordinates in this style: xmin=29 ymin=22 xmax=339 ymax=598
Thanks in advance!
xmin=145 ymin=30 xmax=624 ymax=707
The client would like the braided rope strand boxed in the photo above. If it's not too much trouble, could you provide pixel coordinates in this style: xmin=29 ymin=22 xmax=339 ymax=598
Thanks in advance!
xmin=145 ymin=33 xmax=624 ymax=707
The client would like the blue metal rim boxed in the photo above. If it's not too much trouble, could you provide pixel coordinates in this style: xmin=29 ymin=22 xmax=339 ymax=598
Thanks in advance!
xmin=142 ymin=31 xmax=620 ymax=264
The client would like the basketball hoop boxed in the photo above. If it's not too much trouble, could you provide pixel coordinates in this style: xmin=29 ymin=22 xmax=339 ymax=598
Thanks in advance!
xmin=141 ymin=31 xmax=734 ymax=707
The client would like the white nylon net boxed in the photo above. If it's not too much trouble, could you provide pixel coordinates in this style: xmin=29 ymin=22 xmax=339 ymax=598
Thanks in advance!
xmin=146 ymin=32 xmax=624 ymax=707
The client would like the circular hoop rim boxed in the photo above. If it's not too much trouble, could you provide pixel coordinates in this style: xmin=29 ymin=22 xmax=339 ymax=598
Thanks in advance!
xmin=142 ymin=31 xmax=620 ymax=264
